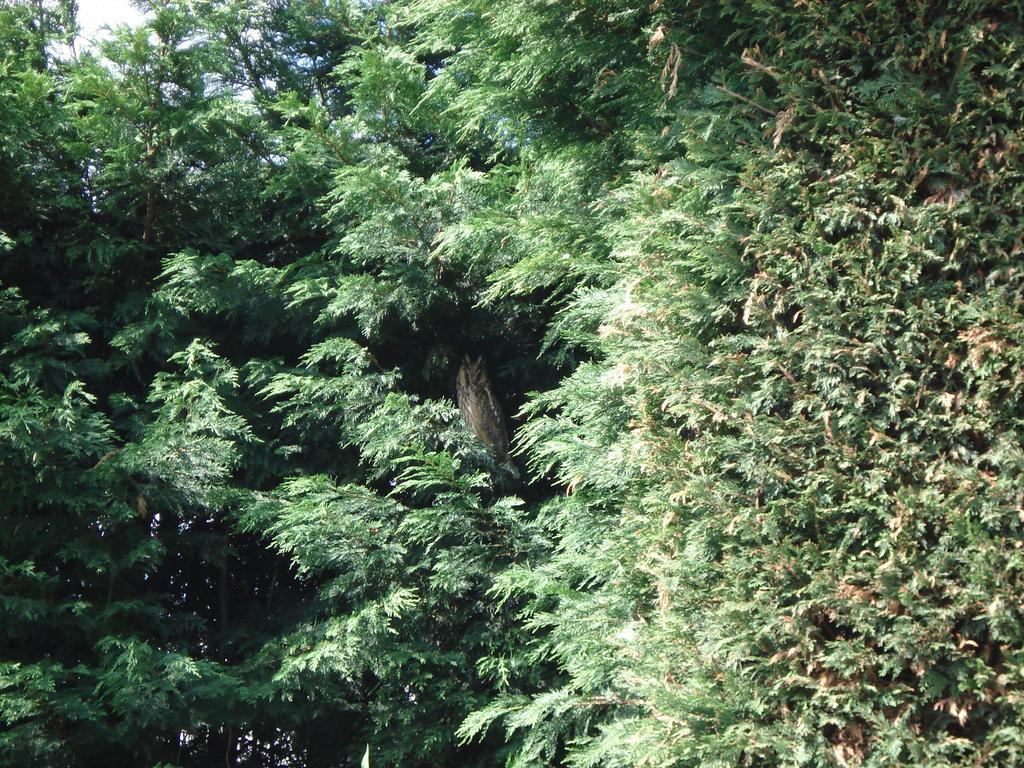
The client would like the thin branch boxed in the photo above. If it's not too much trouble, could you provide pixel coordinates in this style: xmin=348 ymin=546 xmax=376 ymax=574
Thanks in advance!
xmin=715 ymin=85 xmax=775 ymax=116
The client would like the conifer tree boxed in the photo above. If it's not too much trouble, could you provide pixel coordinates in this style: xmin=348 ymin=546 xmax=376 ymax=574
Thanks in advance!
xmin=2 ymin=2 xmax=361 ymax=763
xmin=429 ymin=1 xmax=1024 ymax=766
xmin=4 ymin=0 xmax=1024 ymax=766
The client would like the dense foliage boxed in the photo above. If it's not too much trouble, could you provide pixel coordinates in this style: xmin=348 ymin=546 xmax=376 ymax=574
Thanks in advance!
xmin=2 ymin=0 xmax=1023 ymax=766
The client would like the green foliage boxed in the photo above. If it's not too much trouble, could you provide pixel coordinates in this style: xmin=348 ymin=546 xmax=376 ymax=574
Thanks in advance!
xmin=3 ymin=0 xmax=1024 ymax=766
xmin=442 ymin=1 xmax=1024 ymax=766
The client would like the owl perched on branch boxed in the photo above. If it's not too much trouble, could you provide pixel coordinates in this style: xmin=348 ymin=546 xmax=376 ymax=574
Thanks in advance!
xmin=456 ymin=355 xmax=511 ymax=462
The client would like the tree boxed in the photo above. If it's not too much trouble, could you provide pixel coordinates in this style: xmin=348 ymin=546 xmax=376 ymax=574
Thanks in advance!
xmin=4 ymin=0 xmax=1024 ymax=766
xmin=441 ymin=1 xmax=1024 ymax=766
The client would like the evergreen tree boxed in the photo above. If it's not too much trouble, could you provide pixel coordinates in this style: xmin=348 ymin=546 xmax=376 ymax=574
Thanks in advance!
xmin=439 ymin=1 xmax=1024 ymax=766
xmin=4 ymin=0 xmax=1024 ymax=766
xmin=2 ymin=2 xmax=360 ymax=763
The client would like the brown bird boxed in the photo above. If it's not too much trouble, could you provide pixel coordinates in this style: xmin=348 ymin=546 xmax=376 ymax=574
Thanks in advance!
xmin=456 ymin=355 xmax=511 ymax=462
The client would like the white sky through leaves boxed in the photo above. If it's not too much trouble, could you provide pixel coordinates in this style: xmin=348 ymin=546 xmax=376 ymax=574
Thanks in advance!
xmin=76 ymin=0 xmax=149 ymax=46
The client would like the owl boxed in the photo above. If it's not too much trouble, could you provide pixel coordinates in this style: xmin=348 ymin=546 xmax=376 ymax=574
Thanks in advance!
xmin=456 ymin=355 xmax=511 ymax=462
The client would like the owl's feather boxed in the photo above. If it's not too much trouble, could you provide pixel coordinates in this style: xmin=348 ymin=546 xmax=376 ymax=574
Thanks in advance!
xmin=456 ymin=356 xmax=511 ymax=461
